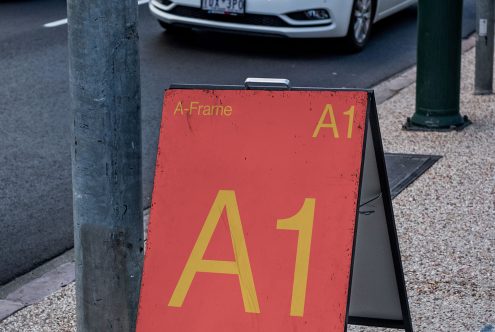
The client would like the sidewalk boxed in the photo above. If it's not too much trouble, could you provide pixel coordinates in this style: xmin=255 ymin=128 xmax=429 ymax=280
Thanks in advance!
xmin=0 ymin=43 xmax=493 ymax=331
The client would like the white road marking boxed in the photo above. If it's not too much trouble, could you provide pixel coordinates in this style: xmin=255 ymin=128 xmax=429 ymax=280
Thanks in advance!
xmin=43 ymin=0 xmax=150 ymax=28
xmin=43 ymin=18 xmax=68 ymax=28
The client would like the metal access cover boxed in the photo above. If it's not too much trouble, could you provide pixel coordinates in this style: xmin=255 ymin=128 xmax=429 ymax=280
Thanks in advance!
xmin=384 ymin=153 xmax=441 ymax=199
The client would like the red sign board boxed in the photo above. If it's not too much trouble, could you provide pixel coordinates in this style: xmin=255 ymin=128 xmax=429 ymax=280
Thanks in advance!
xmin=137 ymin=89 xmax=369 ymax=331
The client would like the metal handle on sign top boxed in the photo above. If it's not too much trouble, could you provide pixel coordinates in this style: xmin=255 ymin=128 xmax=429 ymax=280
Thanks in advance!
xmin=244 ymin=78 xmax=291 ymax=90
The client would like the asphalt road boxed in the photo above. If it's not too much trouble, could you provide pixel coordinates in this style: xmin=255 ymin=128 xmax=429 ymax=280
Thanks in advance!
xmin=0 ymin=0 xmax=476 ymax=285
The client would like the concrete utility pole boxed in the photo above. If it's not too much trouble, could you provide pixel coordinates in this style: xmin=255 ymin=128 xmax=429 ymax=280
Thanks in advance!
xmin=67 ymin=0 xmax=143 ymax=330
xmin=474 ymin=0 xmax=494 ymax=95
xmin=405 ymin=0 xmax=470 ymax=130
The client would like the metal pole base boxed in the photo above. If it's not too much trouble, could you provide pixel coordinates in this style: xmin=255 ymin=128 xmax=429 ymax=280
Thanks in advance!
xmin=403 ymin=115 xmax=472 ymax=131
xmin=474 ymin=89 xmax=493 ymax=95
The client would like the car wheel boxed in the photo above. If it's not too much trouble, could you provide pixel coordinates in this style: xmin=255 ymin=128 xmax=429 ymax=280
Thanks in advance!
xmin=344 ymin=0 xmax=375 ymax=52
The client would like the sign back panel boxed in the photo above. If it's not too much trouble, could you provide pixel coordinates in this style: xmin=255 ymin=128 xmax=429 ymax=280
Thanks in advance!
xmin=348 ymin=102 xmax=413 ymax=331
xmin=350 ymin=118 xmax=403 ymax=320
xmin=137 ymin=89 xmax=369 ymax=331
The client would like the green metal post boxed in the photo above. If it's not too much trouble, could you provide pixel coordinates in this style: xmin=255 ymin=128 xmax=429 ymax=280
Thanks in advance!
xmin=406 ymin=0 xmax=470 ymax=130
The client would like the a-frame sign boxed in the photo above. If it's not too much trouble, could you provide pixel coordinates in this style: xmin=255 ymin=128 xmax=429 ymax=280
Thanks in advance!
xmin=137 ymin=79 xmax=414 ymax=332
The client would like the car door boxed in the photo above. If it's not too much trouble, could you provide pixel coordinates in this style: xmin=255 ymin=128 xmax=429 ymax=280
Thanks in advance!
xmin=375 ymin=0 xmax=416 ymax=21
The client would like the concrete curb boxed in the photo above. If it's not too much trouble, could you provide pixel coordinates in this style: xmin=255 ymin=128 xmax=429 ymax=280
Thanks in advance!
xmin=5 ymin=262 xmax=75 ymax=305
xmin=0 ymin=209 xmax=150 ymax=322
xmin=372 ymin=34 xmax=476 ymax=105
xmin=0 ymin=263 xmax=75 ymax=321
xmin=0 ymin=301 xmax=23 ymax=322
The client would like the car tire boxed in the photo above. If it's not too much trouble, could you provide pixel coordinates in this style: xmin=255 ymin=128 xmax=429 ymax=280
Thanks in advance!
xmin=343 ymin=0 xmax=375 ymax=52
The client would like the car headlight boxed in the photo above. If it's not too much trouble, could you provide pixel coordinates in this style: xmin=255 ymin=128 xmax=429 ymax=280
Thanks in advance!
xmin=287 ymin=9 xmax=330 ymax=21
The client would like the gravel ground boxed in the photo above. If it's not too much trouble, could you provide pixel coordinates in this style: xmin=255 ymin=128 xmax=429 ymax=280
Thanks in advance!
xmin=0 ymin=46 xmax=493 ymax=332
xmin=348 ymin=45 xmax=495 ymax=331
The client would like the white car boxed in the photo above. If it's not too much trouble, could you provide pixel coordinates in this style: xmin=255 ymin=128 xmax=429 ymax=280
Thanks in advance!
xmin=149 ymin=0 xmax=416 ymax=51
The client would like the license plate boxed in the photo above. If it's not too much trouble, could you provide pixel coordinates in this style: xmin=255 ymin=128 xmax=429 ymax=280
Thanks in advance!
xmin=202 ymin=0 xmax=245 ymax=15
